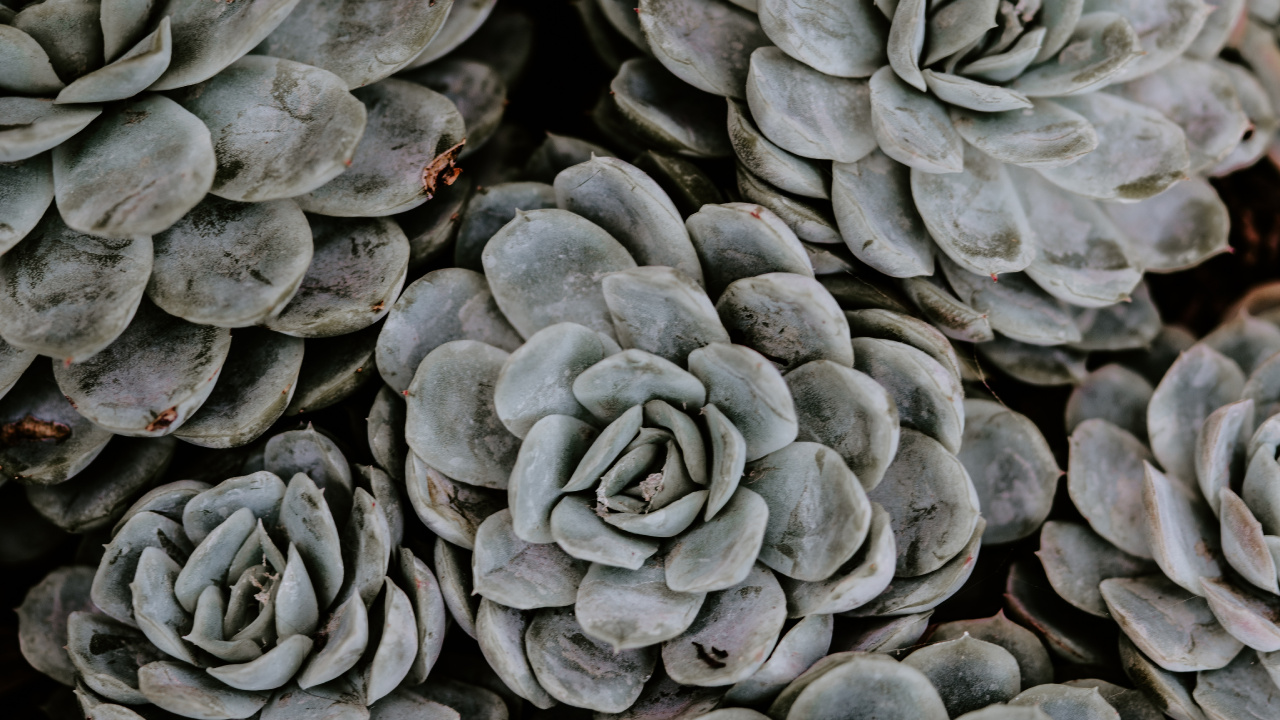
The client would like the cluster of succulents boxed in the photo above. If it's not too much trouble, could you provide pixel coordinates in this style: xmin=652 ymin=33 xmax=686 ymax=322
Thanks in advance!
xmin=8 ymin=0 xmax=1280 ymax=718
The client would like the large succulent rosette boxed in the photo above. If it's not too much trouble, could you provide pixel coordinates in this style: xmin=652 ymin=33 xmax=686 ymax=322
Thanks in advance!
xmin=374 ymin=154 xmax=984 ymax=714
xmin=582 ymin=0 xmax=1259 ymax=369
xmin=0 ymin=1 xmax=529 ymax=533
xmin=13 ymin=426 xmax=479 ymax=720
xmin=1033 ymin=284 xmax=1280 ymax=717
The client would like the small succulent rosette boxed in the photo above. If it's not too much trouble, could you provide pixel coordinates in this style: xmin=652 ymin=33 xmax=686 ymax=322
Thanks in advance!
xmin=583 ymin=0 xmax=1257 ymax=365
xmin=374 ymin=154 xmax=986 ymax=714
xmin=0 ymin=2 xmax=533 ymax=530
xmin=1031 ymin=284 xmax=1280 ymax=717
xmin=13 ymin=426 xmax=483 ymax=720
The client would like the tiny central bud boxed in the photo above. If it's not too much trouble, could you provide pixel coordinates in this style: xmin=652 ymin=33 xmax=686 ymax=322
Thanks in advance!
xmin=639 ymin=473 xmax=665 ymax=503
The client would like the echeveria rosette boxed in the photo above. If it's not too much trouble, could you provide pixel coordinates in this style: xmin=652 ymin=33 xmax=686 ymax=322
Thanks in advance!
xmin=15 ymin=426 xmax=464 ymax=720
xmin=594 ymin=0 xmax=1247 ymax=358
xmin=1039 ymin=283 xmax=1280 ymax=716
xmin=375 ymin=154 xmax=983 ymax=713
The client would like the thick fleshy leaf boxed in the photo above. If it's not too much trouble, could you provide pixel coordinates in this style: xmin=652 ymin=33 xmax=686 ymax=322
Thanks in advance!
xmin=602 ymin=266 xmax=731 ymax=366
xmin=483 ymin=208 xmax=636 ymax=340
xmin=56 ymin=18 xmax=171 ymax=104
xmin=637 ymin=0 xmax=770 ymax=98
xmin=904 ymin=636 xmax=1022 ymax=717
xmin=635 ymin=149 xmax=728 ymax=218
xmin=405 ymin=340 xmax=518 ymax=489
xmin=787 ymin=359 xmax=899 ymax=491
xmin=551 ymin=495 xmax=661 ymax=569
xmin=1205 ymin=313 xmax=1280 ymax=377
xmin=758 ymin=0 xmax=884 ymax=77
xmin=1007 ymin=684 xmax=1121 ymax=720
xmin=1002 ymin=558 xmax=1115 ymax=666
xmin=283 ymin=329 xmax=378 ymax=416
xmin=1144 ymin=462 xmax=1224 ymax=596
xmin=1116 ymin=636 xmax=1208 ymax=720
xmin=887 ymin=0 xmax=927 ymax=90
xmin=724 ymin=611 xmax=832 ymax=705
xmin=769 ymin=652 xmax=949 ymax=720
xmin=0 ymin=25 xmax=64 ymax=95
xmin=1038 ymin=521 xmax=1157 ymax=617
xmin=952 ymin=99 xmax=1098 ymax=170
xmin=1199 ymin=576 xmax=1280 ymax=652
xmin=869 ymin=428 xmax=979 ymax=576
xmin=1221 ymin=488 xmax=1279 ymax=593
xmin=848 ymin=517 xmax=984 ymax=617
xmin=607 ymin=58 xmax=732 ymax=159
xmin=1067 ymin=420 xmax=1154 ymax=558
xmin=473 ymin=509 xmax=588 ymax=608
xmin=67 ymin=613 xmax=166 ymax=704
xmin=685 ymin=202 xmax=814 ymax=298
xmin=53 ymin=95 xmax=214 ymax=238
xmin=960 ymin=399 xmax=1060 ymax=544
xmin=26 ymin=436 xmax=175 ymax=533
xmin=665 ymin=488 xmax=770 ymax=593
xmin=0 ymin=211 xmax=150 ymax=362
xmin=151 ymin=0 xmax=301 ymax=90
xmin=923 ymin=70 xmax=1033 ymax=112
xmin=940 ymin=261 xmax=1080 ymax=346
xmin=17 ymin=566 xmax=96 ymax=686
xmin=1008 ymin=168 xmax=1141 ymax=308
xmin=406 ymin=0 xmax=495 ymax=69
xmin=174 ymin=55 xmax=366 ymax=203
xmin=494 ymin=324 xmax=605 ymax=438
xmin=53 ymin=301 xmax=230 ymax=437
xmin=556 ymin=155 xmax=704 ymax=284
xmin=1038 ymin=92 xmax=1189 ymax=202
xmin=173 ymin=330 xmax=304 ymax=449
xmin=899 ymin=276 xmax=994 ymax=343
xmin=573 ymin=350 xmax=706 ymax=425
xmin=869 ymin=67 xmax=964 ymax=174
xmin=377 ymin=268 xmax=520 ymax=394
xmin=435 ymin=539 xmax=480 ymax=639
xmin=852 ymin=337 xmax=964 ymax=454
xmin=1104 ymin=177 xmax=1229 ymax=272
xmin=1112 ymin=59 xmax=1246 ymax=173
xmin=0 ymin=98 xmax=100 ymax=163
xmin=1195 ymin=400 xmax=1253 ymax=519
xmin=402 ymin=58 xmax=505 ymax=158
xmin=728 ymin=98 xmax=829 ymax=200
xmin=296 ymin=594 xmax=368 ymax=688
xmin=406 ymin=454 xmax=503 ymax=549
xmin=736 ymin=165 xmax=843 ymax=246
xmin=475 ymin=599 xmax=555 ymax=709
xmin=663 ymin=563 xmax=786 ymax=687
xmin=717 ymin=272 xmax=852 ymax=371
xmin=911 ymin=145 xmax=1036 ymax=276
xmin=526 ymin=606 xmax=657 ymax=712
xmin=830 ymin=151 xmax=934 ymax=278
xmin=0 ymin=153 xmax=53 ymax=254
xmin=779 ymin=502 xmax=895 ymax=617
xmin=929 ymin=610 xmax=1055 ymax=688
xmin=977 ymin=336 xmax=1089 ymax=386
xmin=1148 ymin=344 xmax=1245 ymax=484
xmin=396 ymin=549 xmax=447 ymax=685
xmin=1094 ymin=0 xmax=1212 ymax=84
xmin=131 ymin=547 xmax=198 ymax=665
xmin=1066 ymin=364 xmax=1152 ymax=438
xmin=92 ymin=510 xmax=193 ymax=627
xmin=453 ymin=181 xmax=556 ymax=271
xmin=744 ymin=442 xmax=870 ymax=581
xmin=1101 ymin=575 xmax=1242 ymax=672
xmin=148 ymin=197 xmax=311 ymax=328
xmin=299 ymin=80 xmax=465 ymax=217
xmin=1011 ymin=12 xmax=1142 ymax=96
xmin=746 ymin=47 xmax=876 ymax=163
xmin=265 ymin=216 xmax=407 ymax=338
xmin=255 ymin=0 xmax=452 ymax=89
xmin=1194 ymin=645 xmax=1280 ymax=718
xmin=14 ymin=1 xmax=102 ymax=83
xmin=575 ymin=554 xmax=705 ymax=651
xmin=688 ymin=343 xmax=798 ymax=461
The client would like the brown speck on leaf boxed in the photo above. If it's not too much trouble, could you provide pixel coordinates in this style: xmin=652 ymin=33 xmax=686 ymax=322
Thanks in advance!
xmin=1 ymin=415 xmax=72 ymax=446
xmin=122 ymin=110 xmax=149 ymax=125
xmin=146 ymin=408 xmax=179 ymax=432
xmin=64 ymin=395 xmax=78 ymax=410
xmin=371 ymin=301 xmax=385 ymax=312
xmin=750 ymin=208 xmax=762 ymax=219
xmin=422 ymin=140 xmax=467 ymax=200
xmin=692 ymin=642 xmax=728 ymax=668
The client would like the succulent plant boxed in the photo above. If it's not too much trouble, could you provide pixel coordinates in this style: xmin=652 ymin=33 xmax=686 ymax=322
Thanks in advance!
xmin=12 ymin=426 xmax=495 ymax=720
xmin=372 ymin=153 xmax=987 ymax=714
xmin=0 ymin=4 xmax=536 ymax=533
xmin=1037 ymin=282 xmax=1280 ymax=716
xmin=582 ymin=0 xmax=1255 ymax=367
